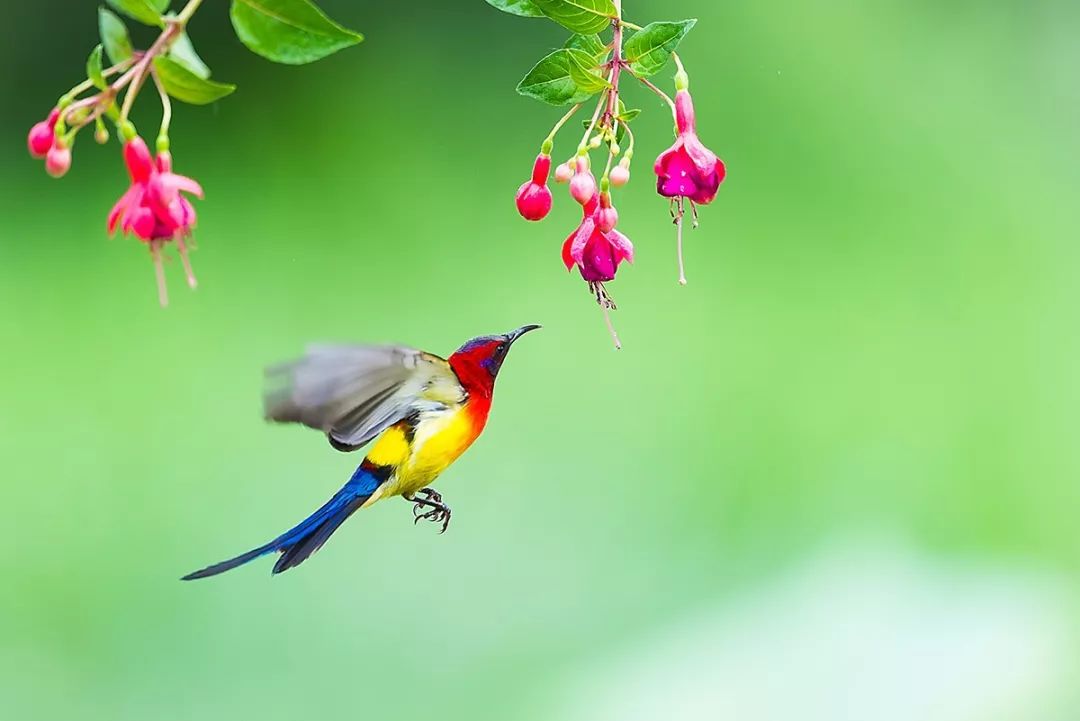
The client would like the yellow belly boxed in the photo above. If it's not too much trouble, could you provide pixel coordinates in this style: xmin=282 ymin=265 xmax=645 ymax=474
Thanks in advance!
xmin=362 ymin=408 xmax=480 ymax=503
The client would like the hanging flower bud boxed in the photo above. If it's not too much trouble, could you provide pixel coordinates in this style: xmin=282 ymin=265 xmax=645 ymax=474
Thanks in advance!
xmin=45 ymin=140 xmax=71 ymax=178
xmin=569 ymin=156 xmax=597 ymax=206
xmin=515 ymin=153 xmax=553 ymax=221
xmin=27 ymin=109 xmax=60 ymax=159
xmin=554 ymin=162 xmax=573 ymax=184
xmin=609 ymin=160 xmax=630 ymax=188
xmin=596 ymin=191 xmax=618 ymax=233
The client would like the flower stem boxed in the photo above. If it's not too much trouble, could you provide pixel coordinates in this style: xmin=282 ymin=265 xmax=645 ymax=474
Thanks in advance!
xmin=578 ymin=87 xmax=608 ymax=152
xmin=176 ymin=0 xmax=205 ymax=25
xmin=546 ymin=103 xmax=582 ymax=146
xmin=621 ymin=121 xmax=635 ymax=157
xmin=117 ymin=0 xmax=204 ymax=126
xmin=151 ymin=68 xmax=172 ymax=139
xmin=672 ymin=52 xmax=686 ymax=76
xmin=636 ymin=74 xmax=676 ymax=115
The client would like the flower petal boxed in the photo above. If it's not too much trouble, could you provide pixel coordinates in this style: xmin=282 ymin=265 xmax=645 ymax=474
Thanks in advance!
xmin=561 ymin=231 xmax=576 ymax=271
xmin=608 ymin=229 xmax=634 ymax=264
xmin=164 ymin=171 xmax=205 ymax=199
xmin=107 ymin=185 xmax=142 ymax=235
xmin=683 ymin=132 xmax=718 ymax=176
xmin=569 ymin=217 xmax=596 ymax=264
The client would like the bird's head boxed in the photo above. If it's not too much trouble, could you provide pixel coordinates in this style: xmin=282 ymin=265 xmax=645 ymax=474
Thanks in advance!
xmin=448 ymin=324 xmax=541 ymax=397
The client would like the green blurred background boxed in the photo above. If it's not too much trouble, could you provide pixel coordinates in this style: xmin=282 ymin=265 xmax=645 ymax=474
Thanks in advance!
xmin=2 ymin=1 xmax=1079 ymax=719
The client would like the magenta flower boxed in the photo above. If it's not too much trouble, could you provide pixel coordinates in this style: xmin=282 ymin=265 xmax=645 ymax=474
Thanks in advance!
xmin=654 ymin=89 xmax=725 ymax=205
xmin=107 ymin=137 xmax=204 ymax=306
xmin=560 ymin=195 xmax=633 ymax=349
xmin=562 ymin=216 xmax=633 ymax=283
xmin=515 ymin=153 xmax=553 ymax=221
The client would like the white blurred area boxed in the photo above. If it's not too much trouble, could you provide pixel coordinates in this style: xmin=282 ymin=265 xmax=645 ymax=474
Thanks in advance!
xmin=546 ymin=542 xmax=1079 ymax=721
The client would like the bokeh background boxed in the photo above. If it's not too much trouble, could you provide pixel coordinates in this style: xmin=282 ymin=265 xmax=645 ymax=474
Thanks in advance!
xmin=2 ymin=1 xmax=1079 ymax=719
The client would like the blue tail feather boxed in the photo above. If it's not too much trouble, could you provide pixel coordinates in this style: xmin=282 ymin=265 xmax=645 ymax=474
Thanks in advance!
xmin=181 ymin=464 xmax=384 ymax=580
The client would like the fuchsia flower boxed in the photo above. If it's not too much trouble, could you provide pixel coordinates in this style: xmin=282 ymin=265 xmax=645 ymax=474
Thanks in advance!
xmin=27 ymin=109 xmax=60 ymax=159
xmin=515 ymin=153 xmax=553 ymax=221
xmin=654 ymin=89 xmax=725 ymax=205
xmin=561 ymin=192 xmax=633 ymax=349
xmin=561 ymin=196 xmax=634 ymax=283
xmin=107 ymin=136 xmax=204 ymax=306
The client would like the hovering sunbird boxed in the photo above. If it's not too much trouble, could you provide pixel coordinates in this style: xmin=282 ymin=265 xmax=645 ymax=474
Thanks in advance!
xmin=182 ymin=325 xmax=541 ymax=579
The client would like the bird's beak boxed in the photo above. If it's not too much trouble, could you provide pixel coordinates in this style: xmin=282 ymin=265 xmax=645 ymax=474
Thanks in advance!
xmin=505 ymin=324 xmax=542 ymax=344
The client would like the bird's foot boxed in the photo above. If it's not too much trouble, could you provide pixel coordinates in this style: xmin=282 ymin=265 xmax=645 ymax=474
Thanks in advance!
xmin=407 ymin=488 xmax=451 ymax=533
xmin=415 ymin=487 xmax=443 ymax=506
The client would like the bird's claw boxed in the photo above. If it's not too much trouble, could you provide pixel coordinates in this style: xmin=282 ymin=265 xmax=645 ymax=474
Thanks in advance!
xmin=409 ymin=488 xmax=451 ymax=533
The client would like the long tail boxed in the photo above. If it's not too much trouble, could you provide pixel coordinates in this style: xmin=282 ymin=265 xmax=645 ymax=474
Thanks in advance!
xmin=181 ymin=464 xmax=385 ymax=580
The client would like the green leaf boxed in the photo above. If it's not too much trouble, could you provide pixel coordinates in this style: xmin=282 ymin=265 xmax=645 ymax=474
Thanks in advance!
xmin=484 ymin=0 xmax=543 ymax=17
xmin=86 ymin=45 xmax=107 ymax=90
xmin=567 ymin=47 xmax=609 ymax=94
xmin=623 ymin=19 xmax=696 ymax=77
xmin=617 ymin=108 xmax=641 ymax=123
xmin=533 ymin=0 xmax=616 ymax=34
xmin=106 ymin=0 xmax=166 ymax=27
xmin=564 ymin=33 xmax=607 ymax=60
xmin=98 ymin=8 xmax=134 ymax=64
xmin=230 ymin=0 xmax=363 ymax=65
xmin=169 ymin=32 xmax=211 ymax=78
xmin=516 ymin=48 xmax=604 ymax=106
xmin=153 ymin=56 xmax=236 ymax=105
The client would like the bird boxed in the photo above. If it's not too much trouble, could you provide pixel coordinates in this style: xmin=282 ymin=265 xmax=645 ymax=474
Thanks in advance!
xmin=181 ymin=324 xmax=540 ymax=580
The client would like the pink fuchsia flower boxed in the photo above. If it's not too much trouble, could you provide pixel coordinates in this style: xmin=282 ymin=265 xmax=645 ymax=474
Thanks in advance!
xmin=569 ymin=156 xmax=597 ymax=206
xmin=560 ymin=197 xmax=634 ymax=349
xmin=27 ymin=109 xmax=60 ymax=158
xmin=147 ymin=150 xmax=203 ymax=236
xmin=654 ymin=89 xmax=725 ymax=206
xmin=561 ymin=211 xmax=633 ymax=283
xmin=107 ymin=137 xmax=204 ymax=306
xmin=515 ymin=153 xmax=553 ymax=221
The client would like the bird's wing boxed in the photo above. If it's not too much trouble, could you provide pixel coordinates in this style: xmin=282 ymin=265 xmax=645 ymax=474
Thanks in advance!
xmin=263 ymin=344 xmax=465 ymax=451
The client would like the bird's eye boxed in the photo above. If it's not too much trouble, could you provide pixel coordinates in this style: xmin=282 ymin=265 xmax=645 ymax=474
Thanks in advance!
xmin=496 ymin=342 xmax=507 ymax=354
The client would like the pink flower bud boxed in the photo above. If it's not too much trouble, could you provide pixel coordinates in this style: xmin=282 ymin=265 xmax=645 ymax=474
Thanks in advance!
xmin=516 ymin=180 xmax=552 ymax=221
xmin=28 ymin=109 xmax=60 ymax=158
xmin=45 ymin=143 xmax=71 ymax=178
xmin=570 ymin=158 xmax=596 ymax=206
xmin=554 ymin=162 xmax=573 ymax=184
xmin=28 ymin=123 xmax=55 ymax=158
xmin=609 ymin=164 xmax=630 ymax=187
xmin=596 ymin=191 xmax=618 ymax=232
xmin=516 ymin=153 xmax=553 ymax=221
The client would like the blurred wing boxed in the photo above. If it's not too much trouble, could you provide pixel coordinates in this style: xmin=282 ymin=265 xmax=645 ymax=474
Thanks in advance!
xmin=263 ymin=344 xmax=464 ymax=452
